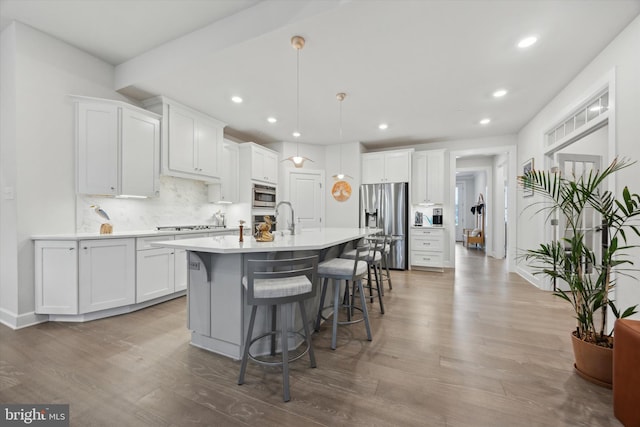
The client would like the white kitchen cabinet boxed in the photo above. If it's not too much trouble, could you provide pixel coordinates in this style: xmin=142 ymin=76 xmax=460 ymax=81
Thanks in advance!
xmin=410 ymin=227 xmax=444 ymax=270
xmin=411 ymin=150 xmax=445 ymax=204
xmin=362 ymin=149 xmax=412 ymax=184
xmin=121 ymin=108 xmax=161 ymax=197
xmin=35 ymin=241 xmax=79 ymax=315
xmin=208 ymin=140 xmax=239 ymax=203
xmin=240 ymin=142 xmax=279 ymax=184
xmin=78 ymin=239 xmax=136 ymax=313
xmin=74 ymin=96 xmax=160 ymax=197
xmin=136 ymin=236 xmax=175 ymax=303
xmin=143 ymin=96 xmax=226 ymax=182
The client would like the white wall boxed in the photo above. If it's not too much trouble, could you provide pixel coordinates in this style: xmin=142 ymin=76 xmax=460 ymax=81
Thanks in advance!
xmin=325 ymin=142 xmax=361 ymax=227
xmin=517 ymin=15 xmax=640 ymax=318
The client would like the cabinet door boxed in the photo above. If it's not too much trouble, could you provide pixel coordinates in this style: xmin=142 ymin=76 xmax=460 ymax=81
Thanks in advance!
xmin=426 ymin=151 xmax=445 ymax=204
xmin=174 ymin=248 xmax=188 ymax=292
xmin=263 ymin=151 xmax=279 ymax=184
xmin=362 ymin=153 xmax=385 ymax=184
xmin=221 ymin=142 xmax=239 ymax=202
xmin=167 ymin=105 xmax=196 ymax=174
xmin=77 ymin=102 xmax=118 ymax=195
xmin=196 ymin=118 xmax=222 ymax=179
xmin=411 ymin=152 xmax=428 ymax=203
xmin=121 ymin=108 xmax=160 ymax=197
xmin=251 ymin=147 xmax=266 ymax=181
xmin=384 ymin=151 xmax=410 ymax=183
xmin=79 ymin=239 xmax=135 ymax=313
xmin=34 ymin=241 xmax=78 ymax=314
xmin=136 ymin=248 xmax=175 ymax=303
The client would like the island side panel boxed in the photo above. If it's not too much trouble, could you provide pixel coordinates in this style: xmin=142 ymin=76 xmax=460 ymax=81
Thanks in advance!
xmin=188 ymin=251 xmax=244 ymax=359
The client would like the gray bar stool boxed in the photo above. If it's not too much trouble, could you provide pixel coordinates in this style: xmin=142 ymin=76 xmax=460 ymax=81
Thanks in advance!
xmin=315 ymin=246 xmax=372 ymax=350
xmin=238 ymin=255 xmax=318 ymax=402
xmin=341 ymin=238 xmax=385 ymax=314
xmin=366 ymin=234 xmax=394 ymax=294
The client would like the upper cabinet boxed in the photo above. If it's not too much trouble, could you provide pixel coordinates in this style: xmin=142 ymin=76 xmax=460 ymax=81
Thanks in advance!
xmin=74 ymin=96 xmax=160 ymax=197
xmin=411 ymin=150 xmax=445 ymax=204
xmin=208 ymin=140 xmax=240 ymax=203
xmin=239 ymin=142 xmax=279 ymax=184
xmin=362 ymin=149 xmax=412 ymax=184
xmin=143 ymin=96 xmax=226 ymax=182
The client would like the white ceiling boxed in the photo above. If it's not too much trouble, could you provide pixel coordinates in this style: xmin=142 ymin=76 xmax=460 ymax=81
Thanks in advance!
xmin=2 ymin=0 xmax=639 ymax=148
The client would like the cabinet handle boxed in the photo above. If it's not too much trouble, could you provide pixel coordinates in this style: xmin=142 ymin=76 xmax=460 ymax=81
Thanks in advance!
xmin=69 ymin=248 xmax=75 ymax=251
xmin=83 ymin=247 xmax=88 ymax=250
xmin=110 ymin=186 xmax=115 ymax=190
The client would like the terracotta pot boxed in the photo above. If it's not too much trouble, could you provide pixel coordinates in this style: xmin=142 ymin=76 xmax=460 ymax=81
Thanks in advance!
xmin=571 ymin=332 xmax=613 ymax=388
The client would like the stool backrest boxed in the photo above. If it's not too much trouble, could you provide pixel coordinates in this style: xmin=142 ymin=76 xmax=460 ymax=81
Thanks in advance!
xmin=245 ymin=255 xmax=319 ymax=305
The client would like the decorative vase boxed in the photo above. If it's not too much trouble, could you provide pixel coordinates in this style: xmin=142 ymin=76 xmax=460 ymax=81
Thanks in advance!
xmin=571 ymin=332 xmax=613 ymax=388
xmin=100 ymin=223 xmax=113 ymax=235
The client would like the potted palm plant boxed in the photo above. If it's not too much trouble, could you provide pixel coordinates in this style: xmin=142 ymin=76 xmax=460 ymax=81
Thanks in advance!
xmin=520 ymin=157 xmax=640 ymax=387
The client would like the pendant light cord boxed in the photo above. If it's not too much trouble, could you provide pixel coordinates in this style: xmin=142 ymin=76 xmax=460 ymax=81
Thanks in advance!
xmin=296 ymin=47 xmax=300 ymax=156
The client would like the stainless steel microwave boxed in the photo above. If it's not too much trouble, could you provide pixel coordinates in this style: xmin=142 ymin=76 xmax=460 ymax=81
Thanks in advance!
xmin=252 ymin=184 xmax=276 ymax=208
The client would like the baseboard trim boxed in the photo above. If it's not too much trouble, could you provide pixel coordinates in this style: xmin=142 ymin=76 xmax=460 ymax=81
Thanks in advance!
xmin=0 ymin=308 xmax=49 ymax=330
xmin=516 ymin=266 xmax=552 ymax=291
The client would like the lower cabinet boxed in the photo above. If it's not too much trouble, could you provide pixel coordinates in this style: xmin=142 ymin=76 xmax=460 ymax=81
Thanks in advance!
xmin=410 ymin=227 xmax=444 ymax=270
xmin=35 ymin=238 xmax=135 ymax=315
xmin=79 ymin=239 xmax=136 ymax=313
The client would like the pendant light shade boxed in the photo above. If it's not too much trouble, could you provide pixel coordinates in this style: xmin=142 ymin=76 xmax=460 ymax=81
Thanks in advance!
xmin=283 ymin=35 xmax=313 ymax=168
xmin=333 ymin=92 xmax=353 ymax=180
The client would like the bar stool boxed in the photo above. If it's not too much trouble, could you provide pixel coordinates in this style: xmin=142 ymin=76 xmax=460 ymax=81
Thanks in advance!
xmin=379 ymin=235 xmax=395 ymax=293
xmin=315 ymin=246 xmax=372 ymax=350
xmin=238 ymin=255 xmax=318 ymax=402
xmin=341 ymin=239 xmax=385 ymax=314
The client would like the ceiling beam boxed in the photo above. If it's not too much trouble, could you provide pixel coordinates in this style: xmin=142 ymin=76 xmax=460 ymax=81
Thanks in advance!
xmin=114 ymin=0 xmax=345 ymax=93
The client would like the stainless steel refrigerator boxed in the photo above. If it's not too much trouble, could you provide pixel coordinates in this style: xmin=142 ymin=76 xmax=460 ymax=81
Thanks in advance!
xmin=360 ymin=183 xmax=408 ymax=270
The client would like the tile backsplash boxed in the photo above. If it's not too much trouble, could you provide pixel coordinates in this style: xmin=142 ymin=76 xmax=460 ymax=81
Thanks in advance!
xmin=76 ymin=176 xmax=221 ymax=233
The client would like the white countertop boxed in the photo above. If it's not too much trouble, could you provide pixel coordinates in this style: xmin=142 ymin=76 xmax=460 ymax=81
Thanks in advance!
xmin=150 ymin=227 xmax=381 ymax=254
xmin=32 ymin=227 xmax=236 ymax=241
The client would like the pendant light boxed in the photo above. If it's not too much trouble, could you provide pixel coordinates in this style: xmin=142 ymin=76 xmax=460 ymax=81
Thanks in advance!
xmin=283 ymin=35 xmax=313 ymax=168
xmin=333 ymin=92 xmax=353 ymax=180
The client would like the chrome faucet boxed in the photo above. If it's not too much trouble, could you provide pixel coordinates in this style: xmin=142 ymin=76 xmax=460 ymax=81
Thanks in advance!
xmin=275 ymin=201 xmax=296 ymax=235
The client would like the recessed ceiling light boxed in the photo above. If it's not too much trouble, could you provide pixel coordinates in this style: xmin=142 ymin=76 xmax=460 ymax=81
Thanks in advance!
xmin=480 ymin=118 xmax=491 ymax=125
xmin=231 ymin=96 xmax=243 ymax=103
xmin=378 ymin=123 xmax=388 ymax=130
xmin=493 ymin=89 xmax=508 ymax=98
xmin=267 ymin=117 xmax=277 ymax=124
xmin=518 ymin=36 xmax=538 ymax=48
xmin=292 ymin=131 xmax=301 ymax=138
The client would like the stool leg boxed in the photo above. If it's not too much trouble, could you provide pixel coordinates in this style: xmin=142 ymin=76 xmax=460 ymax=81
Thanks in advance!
xmin=299 ymin=301 xmax=316 ymax=368
xmin=270 ymin=305 xmax=277 ymax=356
xmin=331 ymin=279 xmax=340 ymax=350
xmin=385 ymin=253 xmax=393 ymax=290
xmin=375 ymin=263 xmax=385 ymax=314
xmin=280 ymin=304 xmax=290 ymax=402
xmin=343 ymin=280 xmax=351 ymax=322
xmin=367 ymin=263 xmax=374 ymax=303
xmin=356 ymin=279 xmax=372 ymax=341
xmin=238 ymin=305 xmax=258 ymax=385
xmin=315 ymin=277 xmax=328 ymax=332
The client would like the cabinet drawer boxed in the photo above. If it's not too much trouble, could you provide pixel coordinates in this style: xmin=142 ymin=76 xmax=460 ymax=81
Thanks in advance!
xmin=137 ymin=235 xmax=174 ymax=250
xmin=411 ymin=250 xmax=443 ymax=267
xmin=411 ymin=228 xmax=443 ymax=237
xmin=411 ymin=237 xmax=443 ymax=251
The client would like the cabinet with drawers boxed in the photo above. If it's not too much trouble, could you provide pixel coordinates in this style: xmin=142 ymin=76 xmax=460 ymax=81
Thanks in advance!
xmin=410 ymin=227 xmax=444 ymax=270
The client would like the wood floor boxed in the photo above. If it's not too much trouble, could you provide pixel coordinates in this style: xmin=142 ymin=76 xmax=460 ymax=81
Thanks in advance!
xmin=0 ymin=246 xmax=622 ymax=426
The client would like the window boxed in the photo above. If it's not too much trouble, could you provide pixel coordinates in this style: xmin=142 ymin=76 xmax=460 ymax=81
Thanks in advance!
xmin=546 ymin=90 xmax=609 ymax=146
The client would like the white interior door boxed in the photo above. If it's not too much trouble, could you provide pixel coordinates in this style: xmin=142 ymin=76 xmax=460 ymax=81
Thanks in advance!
xmin=455 ymin=181 xmax=466 ymax=241
xmin=556 ymin=153 xmax=602 ymax=286
xmin=288 ymin=170 xmax=324 ymax=230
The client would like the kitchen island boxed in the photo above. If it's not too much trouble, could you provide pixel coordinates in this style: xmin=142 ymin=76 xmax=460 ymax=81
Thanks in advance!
xmin=152 ymin=228 xmax=380 ymax=360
